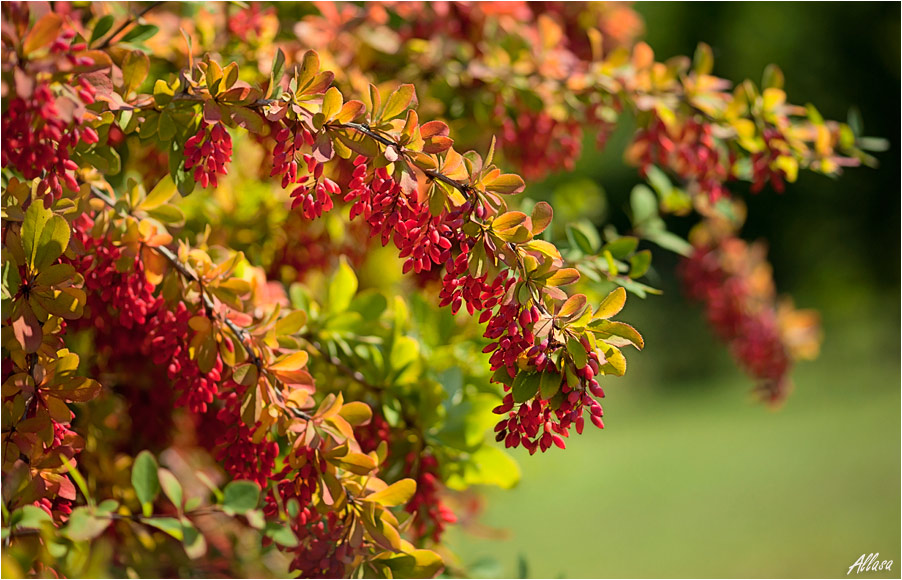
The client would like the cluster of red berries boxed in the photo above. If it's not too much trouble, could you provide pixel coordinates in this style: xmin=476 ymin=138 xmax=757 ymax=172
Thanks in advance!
xmin=483 ymin=304 xmax=539 ymax=376
xmin=1 ymin=22 xmax=100 ymax=205
xmin=339 ymin=157 xmax=610 ymax=453
xmin=145 ymin=303 xmax=223 ymax=414
xmin=263 ymin=448 xmax=356 ymax=577
xmin=391 ymin=2 xmax=532 ymax=46
xmin=72 ymin=216 xmax=225 ymax=413
xmin=286 ymin=511 xmax=353 ymax=578
xmin=354 ymin=412 xmax=392 ymax=455
xmin=629 ymin=114 xmax=734 ymax=203
xmin=680 ymin=241 xmax=792 ymax=403
xmin=498 ymin=102 xmax=583 ymax=181
xmin=439 ymin=236 xmax=513 ymax=316
xmin=492 ymin=335 xmax=607 ymax=453
xmin=74 ymin=222 xmax=162 ymax=331
xmin=289 ymin=154 xmax=340 ymax=219
xmin=34 ymin=493 xmax=74 ymax=522
xmin=184 ymin=122 xmax=233 ymax=188
xmin=404 ymin=452 xmax=457 ymax=542
xmin=207 ymin=387 xmax=279 ymax=487
xmin=2 ymin=78 xmax=98 ymax=206
xmin=345 ymin=156 xmax=458 ymax=274
xmin=271 ymin=122 xmax=316 ymax=188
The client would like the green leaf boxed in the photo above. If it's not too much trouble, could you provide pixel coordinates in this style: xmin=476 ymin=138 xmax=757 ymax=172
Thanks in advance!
xmin=23 ymin=202 xmax=70 ymax=271
xmin=246 ymin=509 xmax=265 ymax=530
xmin=222 ymin=480 xmax=260 ymax=514
xmin=11 ymin=505 xmax=52 ymax=530
xmin=566 ymin=221 xmax=600 ymax=255
xmin=645 ymin=230 xmax=693 ymax=257
xmin=566 ymin=337 xmax=588 ymax=369
xmin=589 ymin=320 xmax=645 ymax=350
xmin=365 ymin=479 xmax=416 ymax=507
xmin=142 ymin=516 xmax=183 ymax=540
xmin=338 ymin=401 xmax=372 ymax=426
xmin=227 ymin=105 xmax=265 ymax=133
xmin=120 ymin=23 xmax=159 ymax=44
xmin=847 ymin=106 xmax=864 ymax=137
xmin=34 ymin=263 xmax=75 ymax=287
xmin=629 ymin=250 xmax=652 ymax=278
xmin=485 ymin=173 xmax=526 ymax=195
xmin=539 ymin=371 xmax=562 ymax=400
xmin=132 ymin=450 xmax=160 ymax=516
xmin=511 ymin=371 xmax=540 ymax=404
xmin=389 ymin=335 xmax=419 ymax=380
xmin=158 ymin=468 xmax=183 ymax=511
xmin=264 ymin=522 xmax=298 ymax=547
xmin=693 ymin=42 xmax=714 ymax=75
xmin=89 ymin=15 xmax=115 ymax=46
xmin=270 ymin=49 xmax=286 ymax=93
xmin=327 ymin=256 xmax=357 ymax=314
xmin=644 ymin=165 xmax=672 ymax=199
xmin=630 ymin=185 xmax=659 ymax=225
xmin=181 ymin=519 xmax=207 ymax=559
xmin=146 ymin=204 xmax=185 ymax=226
xmin=64 ymin=507 xmax=111 ymax=541
xmin=762 ymin=64 xmax=784 ymax=90
xmin=96 ymin=499 xmax=119 ymax=515
xmin=603 ymin=237 xmax=638 ymax=260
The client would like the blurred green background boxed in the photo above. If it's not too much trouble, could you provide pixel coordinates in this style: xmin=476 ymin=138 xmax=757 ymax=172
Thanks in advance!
xmin=447 ymin=3 xmax=901 ymax=577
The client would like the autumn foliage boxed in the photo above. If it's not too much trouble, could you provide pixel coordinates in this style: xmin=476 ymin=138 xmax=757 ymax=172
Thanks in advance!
xmin=0 ymin=2 xmax=879 ymax=578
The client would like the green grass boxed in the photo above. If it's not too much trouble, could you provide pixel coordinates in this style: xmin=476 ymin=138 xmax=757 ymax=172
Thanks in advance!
xmin=447 ymin=310 xmax=900 ymax=578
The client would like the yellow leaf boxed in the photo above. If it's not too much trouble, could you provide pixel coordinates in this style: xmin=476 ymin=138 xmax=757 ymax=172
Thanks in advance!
xmin=269 ymin=351 xmax=309 ymax=372
xmin=594 ymin=287 xmax=626 ymax=319
xmin=321 ymin=87 xmax=342 ymax=120
xmin=364 ymin=478 xmax=416 ymax=507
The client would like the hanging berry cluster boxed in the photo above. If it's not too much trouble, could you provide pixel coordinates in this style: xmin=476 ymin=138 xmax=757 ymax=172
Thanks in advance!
xmin=680 ymin=225 xmax=821 ymax=404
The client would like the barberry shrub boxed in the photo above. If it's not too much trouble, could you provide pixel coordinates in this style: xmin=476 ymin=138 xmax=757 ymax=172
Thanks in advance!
xmin=0 ymin=2 xmax=881 ymax=578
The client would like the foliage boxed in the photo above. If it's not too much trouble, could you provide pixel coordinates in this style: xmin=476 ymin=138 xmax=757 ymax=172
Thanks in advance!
xmin=0 ymin=2 xmax=879 ymax=578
